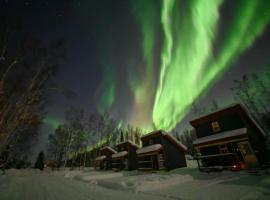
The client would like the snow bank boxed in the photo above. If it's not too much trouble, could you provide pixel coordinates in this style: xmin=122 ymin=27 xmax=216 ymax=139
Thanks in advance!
xmin=1 ymin=168 xmax=270 ymax=200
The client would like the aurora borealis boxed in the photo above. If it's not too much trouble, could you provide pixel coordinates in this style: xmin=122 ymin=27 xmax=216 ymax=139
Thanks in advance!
xmin=6 ymin=0 xmax=270 ymax=138
xmin=153 ymin=0 xmax=223 ymax=130
xmin=152 ymin=0 xmax=270 ymax=130
xmin=92 ymin=0 xmax=270 ymax=132
xmin=43 ymin=117 xmax=62 ymax=130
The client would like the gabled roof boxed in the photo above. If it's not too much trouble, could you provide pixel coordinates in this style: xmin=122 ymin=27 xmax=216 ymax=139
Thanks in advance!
xmin=117 ymin=140 xmax=139 ymax=149
xmin=190 ymin=103 xmax=242 ymax=126
xmin=141 ymin=130 xmax=163 ymax=141
xmin=163 ymin=133 xmax=188 ymax=152
xmin=193 ymin=128 xmax=248 ymax=147
xmin=190 ymin=103 xmax=267 ymax=138
xmin=136 ymin=144 xmax=162 ymax=155
xmin=100 ymin=146 xmax=117 ymax=154
xmin=112 ymin=151 xmax=128 ymax=159
xmin=141 ymin=129 xmax=187 ymax=152
xmin=95 ymin=155 xmax=106 ymax=161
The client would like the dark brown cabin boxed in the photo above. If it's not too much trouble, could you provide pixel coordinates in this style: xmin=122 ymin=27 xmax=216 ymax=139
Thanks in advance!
xmin=190 ymin=104 xmax=270 ymax=170
xmin=111 ymin=140 xmax=139 ymax=171
xmin=136 ymin=130 xmax=187 ymax=170
xmin=94 ymin=146 xmax=117 ymax=170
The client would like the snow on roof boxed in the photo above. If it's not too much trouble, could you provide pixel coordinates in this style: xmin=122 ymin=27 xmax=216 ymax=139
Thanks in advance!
xmin=117 ymin=140 xmax=140 ymax=149
xmin=190 ymin=103 xmax=244 ymax=126
xmin=141 ymin=129 xmax=187 ymax=152
xmin=112 ymin=151 xmax=128 ymax=159
xmin=100 ymin=146 xmax=117 ymax=154
xmin=141 ymin=130 xmax=163 ymax=140
xmin=193 ymin=128 xmax=247 ymax=146
xmin=164 ymin=133 xmax=188 ymax=152
xmin=95 ymin=155 xmax=106 ymax=161
xmin=136 ymin=144 xmax=162 ymax=155
xmin=190 ymin=103 xmax=268 ymax=138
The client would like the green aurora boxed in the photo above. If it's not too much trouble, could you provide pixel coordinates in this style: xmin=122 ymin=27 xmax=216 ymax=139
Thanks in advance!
xmin=128 ymin=0 xmax=159 ymax=128
xmin=43 ymin=117 xmax=62 ymax=129
xmin=152 ymin=0 xmax=270 ymax=131
xmin=153 ymin=0 xmax=223 ymax=130
xmin=93 ymin=0 xmax=270 ymax=132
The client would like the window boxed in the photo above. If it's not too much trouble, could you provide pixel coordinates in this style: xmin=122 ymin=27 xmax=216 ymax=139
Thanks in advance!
xmin=218 ymin=144 xmax=228 ymax=153
xmin=211 ymin=121 xmax=221 ymax=132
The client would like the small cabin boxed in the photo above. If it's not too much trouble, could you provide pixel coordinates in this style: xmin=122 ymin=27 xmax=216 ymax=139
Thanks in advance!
xmin=136 ymin=130 xmax=187 ymax=170
xmin=111 ymin=140 xmax=139 ymax=171
xmin=190 ymin=104 xmax=270 ymax=170
xmin=94 ymin=146 xmax=117 ymax=170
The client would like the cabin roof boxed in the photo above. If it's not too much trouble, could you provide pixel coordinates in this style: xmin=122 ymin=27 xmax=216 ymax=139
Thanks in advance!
xmin=100 ymin=146 xmax=117 ymax=154
xmin=193 ymin=128 xmax=247 ymax=146
xmin=136 ymin=144 xmax=162 ymax=155
xmin=189 ymin=103 xmax=267 ymax=137
xmin=117 ymin=140 xmax=139 ymax=149
xmin=141 ymin=129 xmax=163 ymax=140
xmin=190 ymin=103 xmax=242 ymax=126
xmin=141 ymin=129 xmax=187 ymax=152
xmin=95 ymin=155 xmax=106 ymax=161
xmin=163 ymin=133 xmax=188 ymax=152
xmin=112 ymin=151 xmax=128 ymax=159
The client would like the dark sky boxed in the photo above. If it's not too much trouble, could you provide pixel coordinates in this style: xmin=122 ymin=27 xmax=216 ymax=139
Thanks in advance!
xmin=1 ymin=0 xmax=270 ymax=152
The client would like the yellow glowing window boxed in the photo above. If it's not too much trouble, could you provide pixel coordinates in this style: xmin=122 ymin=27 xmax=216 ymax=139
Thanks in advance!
xmin=211 ymin=121 xmax=221 ymax=132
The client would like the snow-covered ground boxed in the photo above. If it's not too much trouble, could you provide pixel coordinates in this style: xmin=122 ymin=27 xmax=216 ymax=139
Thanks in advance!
xmin=1 ymin=166 xmax=270 ymax=200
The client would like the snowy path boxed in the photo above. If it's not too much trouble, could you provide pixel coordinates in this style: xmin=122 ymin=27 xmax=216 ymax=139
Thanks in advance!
xmin=75 ymin=169 xmax=270 ymax=200
xmin=0 ymin=168 xmax=270 ymax=200
xmin=0 ymin=170 xmax=171 ymax=200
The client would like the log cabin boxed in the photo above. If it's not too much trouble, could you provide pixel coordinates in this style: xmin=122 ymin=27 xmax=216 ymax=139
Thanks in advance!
xmin=94 ymin=146 xmax=117 ymax=170
xmin=190 ymin=104 xmax=270 ymax=171
xmin=111 ymin=140 xmax=139 ymax=171
xmin=136 ymin=130 xmax=187 ymax=170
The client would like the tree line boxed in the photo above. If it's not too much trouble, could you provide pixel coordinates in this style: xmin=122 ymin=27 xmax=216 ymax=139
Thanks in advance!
xmin=48 ymin=69 xmax=270 ymax=166
xmin=47 ymin=108 xmax=143 ymax=167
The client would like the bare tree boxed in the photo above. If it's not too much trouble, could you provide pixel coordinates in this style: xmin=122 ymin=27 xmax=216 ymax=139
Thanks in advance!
xmin=231 ymin=72 xmax=270 ymax=136
xmin=0 ymin=21 xmax=65 ymax=160
xmin=178 ymin=129 xmax=197 ymax=156
xmin=48 ymin=125 xmax=69 ymax=167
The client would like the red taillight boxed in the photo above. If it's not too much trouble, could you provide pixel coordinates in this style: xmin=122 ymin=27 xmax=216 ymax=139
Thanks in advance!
xmin=231 ymin=162 xmax=242 ymax=171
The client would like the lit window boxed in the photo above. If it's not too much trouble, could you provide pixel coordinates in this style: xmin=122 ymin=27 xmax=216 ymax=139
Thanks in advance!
xmin=211 ymin=121 xmax=221 ymax=132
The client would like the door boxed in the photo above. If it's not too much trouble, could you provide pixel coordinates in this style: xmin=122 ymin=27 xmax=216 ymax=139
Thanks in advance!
xmin=151 ymin=155 xmax=159 ymax=170
xmin=238 ymin=141 xmax=258 ymax=167
xmin=124 ymin=158 xmax=128 ymax=170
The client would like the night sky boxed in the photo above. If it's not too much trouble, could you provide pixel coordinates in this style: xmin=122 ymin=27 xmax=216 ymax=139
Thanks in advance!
xmin=2 ymin=0 xmax=270 ymax=151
